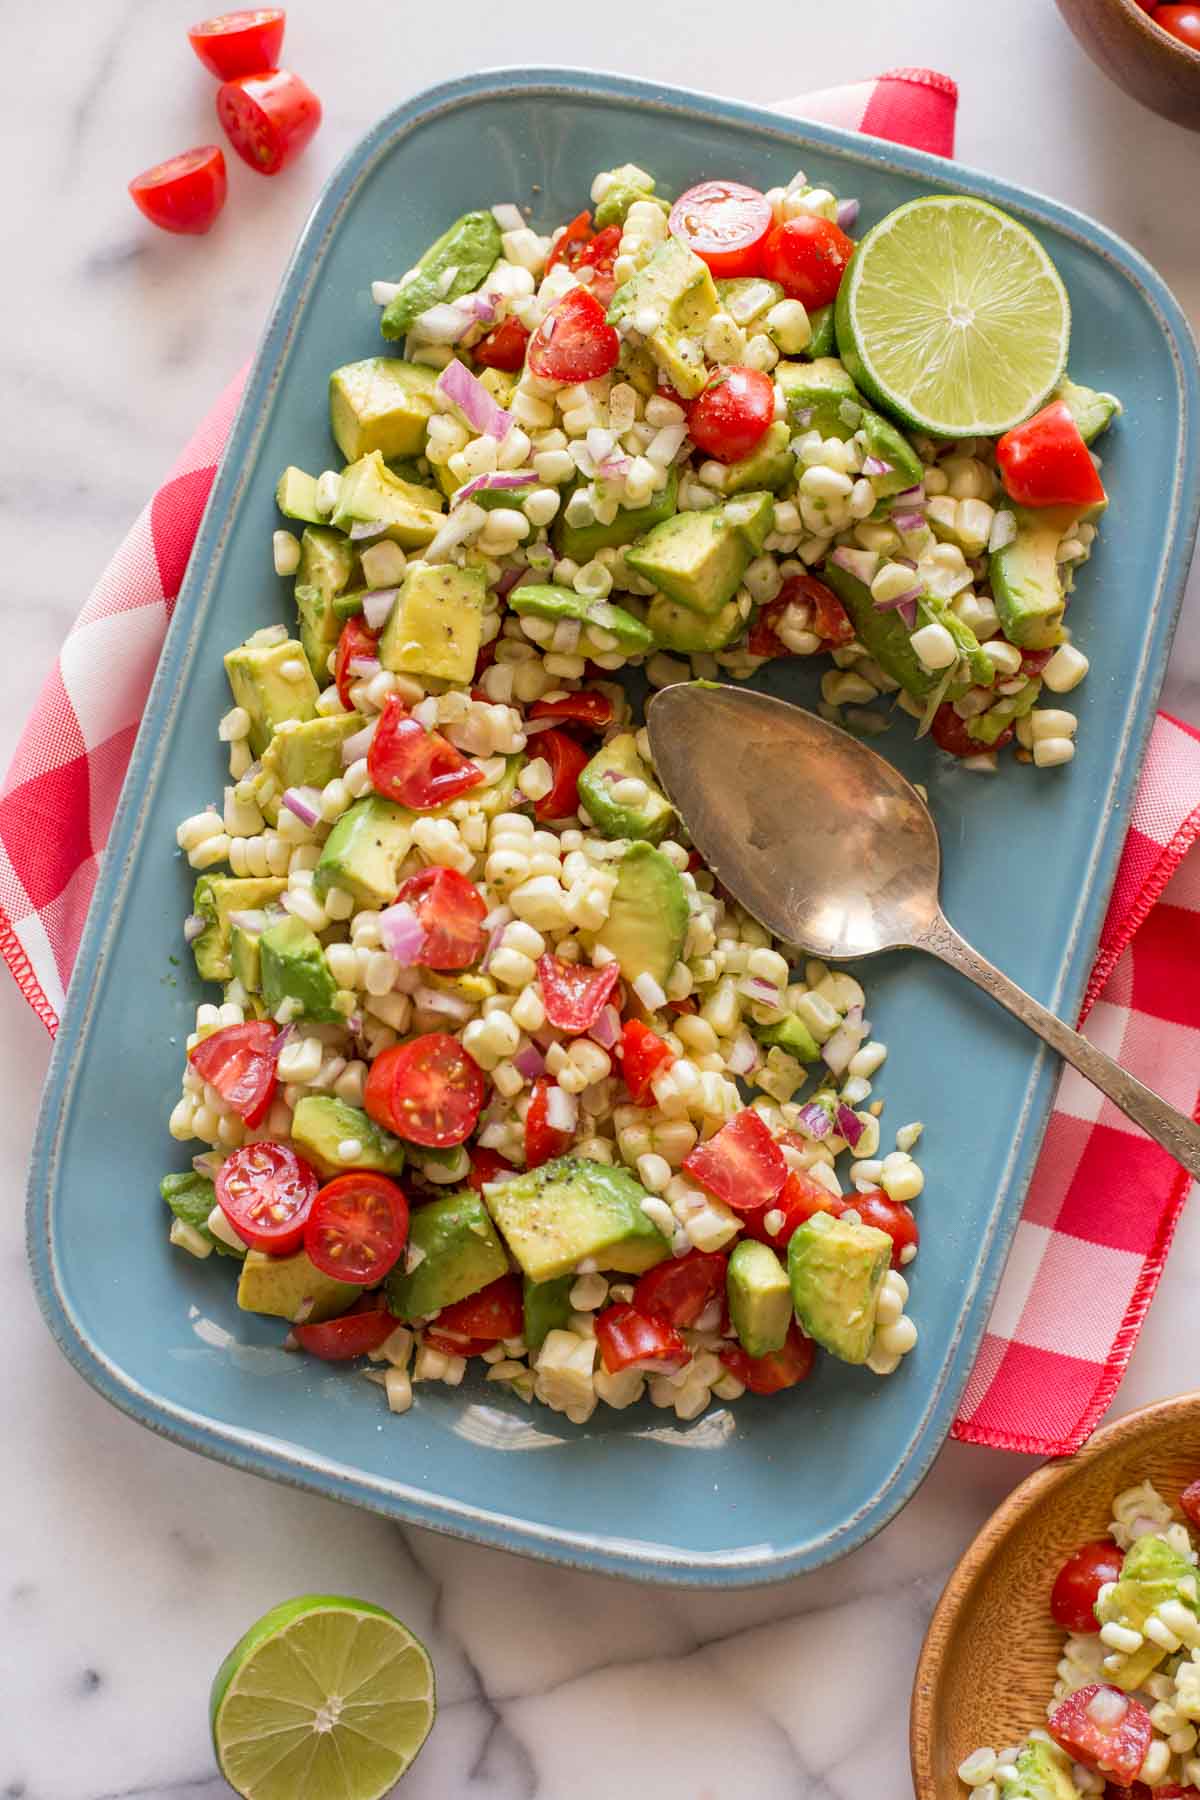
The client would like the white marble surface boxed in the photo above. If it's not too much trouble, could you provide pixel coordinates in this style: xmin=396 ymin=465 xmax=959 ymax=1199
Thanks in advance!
xmin=4 ymin=3 xmax=1199 ymax=1795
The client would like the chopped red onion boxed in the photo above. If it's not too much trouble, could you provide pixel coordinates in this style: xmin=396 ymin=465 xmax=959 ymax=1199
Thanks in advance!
xmin=545 ymin=1084 xmax=578 ymax=1135
xmin=874 ymin=583 xmax=925 ymax=612
xmin=272 ymin=1023 xmax=295 ymax=1054
xmin=416 ymin=986 xmax=474 ymax=1024
xmin=836 ymin=197 xmax=860 ymax=230
xmin=349 ymin=518 xmax=390 ymax=543
xmin=861 ymin=454 xmax=892 ymax=477
xmin=453 ymin=469 xmax=535 ymax=507
xmin=513 ymin=1044 xmax=546 ymax=1082
xmin=467 ymin=290 xmax=499 ymax=323
xmin=597 ymin=453 xmax=632 ymax=479
xmin=793 ymin=407 xmax=813 ymax=429
xmin=192 ymin=1151 xmax=222 ymax=1179
xmin=835 ymin=1103 xmax=866 ymax=1148
xmin=892 ymin=510 xmax=927 ymax=533
xmin=436 ymin=359 xmax=513 ymax=439
xmin=738 ymin=976 xmax=784 ymax=1008
xmin=414 ymin=300 xmax=478 ymax=343
xmin=829 ymin=546 xmax=880 ymax=586
xmin=226 ymin=908 xmax=268 ymax=933
xmin=495 ymin=565 xmax=528 ymax=598
xmin=725 ymin=1031 xmax=761 ymax=1076
xmin=183 ymin=913 xmax=206 ymax=944
xmin=348 ymin=655 xmax=381 ymax=679
xmin=480 ymin=918 xmax=510 ymax=972
xmin=897 ymin=600 xmax=918 ymax=630
xmin=379 ymin=901 xmax=426 ymax=965
xmin=341 ymin=719 xmax=378 ymax=765
xmin=988 ymin=509 xmax=1017 ymax=553
xmin=588 ymin=1004 xmax=622 ymax=1050
xmin=795 ymin=1101 xmax=834 ymax=1139
xmin=893 ymin=555 xmax=918 ymax=570
xmin=361 ymin=587 xmax=399 ymax=631
xmin=281 ymin=786 xmax=322 ymax=828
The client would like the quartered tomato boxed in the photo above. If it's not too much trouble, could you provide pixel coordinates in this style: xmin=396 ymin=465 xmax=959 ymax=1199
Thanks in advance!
xmin=368 ymin=695 xmax=485 ymax=810
xmin=747 ymin=572 xmax=854 ymax=657
xmin=996 ymin=401 xmax=1107 ymax=509
xmin=434 ymin=1273 xmax=524 ymax=1343
xmin=594 ymin=1304 xmax=691 ymax=1375
xmin=633 ymin=1250 xmax=728 ymax=1329
xmin=334 ymin=615 xmax=379 ymax=708
xmin=529 ymin=691 xmax=615 ymax=730
xmin=472 ymin=315 xmax=531 ymax=372
xmin=618 ymin=1019 xmax=675 ymax=1106
xmin=573 ymin=224 xmax=622 ymax=306
xmin=525 ymin=1075 xmax=574 ymax=1169
xmin=1048 ymin=1686 xmax=1152 ymax=1783
xmin=216 ymin=68 xmax=322 ymax=176
xmin=684 ymin=1108 xmax=788 ymax=1212
xmin=303 ymin=1172 xmax=409 ymax=1285
xmin=394 ymin=866 xmax=487 ymax=970
xmin=741 ymin=1167 xmax=846 ymax=1247
xmin=545 ymin=209 xmax=593 ymax=272
xmin=1181 ymin=1478 xmax=1200 ymax=1529
xmin=761 ymin=214 xmax=855 ymax=309
xmin=187 ymin=9 xmax=286 ymax=79
xmin=364 ymin=1033 xmax=486 ymax=1148
xmin=527 ymin=287 xmax=620 ymax=383
xmin=467 ymin=1147 xmax=515 ymax=1193
xmin=128 ymin=146 xmax=228 ymax=235
xmin=533 ymin=728 xmax=590 ymax=821
xmin=851 ymin=1190 xmax=919 ymax=1270
xmin=536 ymin=953 xmax=621 ymax=1033
xmin=668 ymin=180 xmax=773 ymax=278
xmin=720 ymin=1321 xmax=815 ymax=1395
xmin=1050 ymin=1540 xmax=1124 ymax=1634
xmin=215 ymin=1141 xmax=319 ymax=1255
xmin=929 ymin=702 xmax=1011 ymax=757
xmin=293 ymin=1309 xmax=396 ymax=1361
xmin=687 ymin=367 xmax=775 ymax=463
xmin=188 ymin=1020 xmax=278 ymax=1127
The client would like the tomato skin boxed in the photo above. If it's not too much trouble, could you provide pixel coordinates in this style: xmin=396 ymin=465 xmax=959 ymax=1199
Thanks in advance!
xmin=850 ymin=1190 xmax=919 ymax=1270
xmin=748 ymin=573 xmax=854 ymax=657
xmin=215 ymin=1141 xmax=319 ymax=1255
xmin=468 ymin=1147 xmax=515 ymax=1193
xmin=1050 ymin=1540 xmax=1124 ymax=1634
xmin=594 ymin=1304 xmax=691 ymax=1374
xmin=996 ymin=401 xmax=1107 ymax=509
xmin=762 ymin=215 xmax=855 ymax=308
xmin=668 ymin=180 xmax=773 ymax=278
xmin=634 ymin=1250 xmax=728 ymax=1329
xmin=618 ymin=1019 xmax=675 ymax=1106
xmin=684 ymin=1108 xmax=788 ymax=1212
xmin=216 ymin=68 xmax=322 ymax=176
xmin=536 ymin=953 xmax=621 ymax=1033
xmin=188 ymin=1020 xmax=278 ymax=1127
xmin=1157 ymin=3 xmax=1200 ymax=45
xmin=525 ymin=1076 xmax=574 ymax=1170
xmin=293 ymin=1309 xmax=396 ymax=1361
xmin=1181 ymin=1478 xmax=1200 ymax=1529
xmin=393 ymin=866 xmax=486 ymax=971
xmin=188 ymin=9 xmax=286 ymax=79
xmin=364 ymin=1034 xmax=486 ymax=1148
xmin=472 ymin=315 xmax=530 ymax=373
xmin=574 ymin=225 xmax=622 ymax=306
xmin=741 ymin=1168 xmax=847 ymax=1247
xmin=527 ymin=287 xmax=620 ymax=383
xmin=930 ymin=701 xmax=1013 ymax=758
xmin=1048 ymin=1685 xmax=1152 ymax=1782
xmin=534 ymin=728 xmax=590 ymax=821
xmin=368 ymin=695 xmax=485 ymax=810
xmin=334 ymin=615 xmax=379 ymax=709
xmin=687 ymin=367 xmax=775 ymax=464
xmin=529 ymin=691 xmax=614 ymax=730
xmin=435 ymin=1273 xmax=524 ymax=1342
xmin=303 ymin=1173 xmax=409 ymax=1285
xmin=720 ymin=1321 xmax=815 ymax=1395
xmin=546 ymin=209 xmax=593 ymax=272
xmin=129 ymin=146 xmax=228 ymax=236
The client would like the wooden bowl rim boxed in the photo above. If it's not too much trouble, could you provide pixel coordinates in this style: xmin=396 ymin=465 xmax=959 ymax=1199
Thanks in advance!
xmin=1092 ymin=0 xmax=1200 ymax=64
xmin=909 ymin=1391 xmax=1200 ymax=1795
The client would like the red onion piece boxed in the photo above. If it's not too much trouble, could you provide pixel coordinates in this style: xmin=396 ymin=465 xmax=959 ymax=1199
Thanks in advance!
xmin=192 ymin=1151 xmax=222 ymax=1178
xmin=349 ymin=518 xmax=390 ymax=543
xmin=226 ymin=909 xmax=268 ymax=934
xmin=894 ymin=556 xmax=918 ymax=570
xmin=725 ymin=1031 xmax=761 ymax=1076
xmin=545 ymin=1084 xmax=577 ymax=1135
xmin=793 ymin=407 xmax=813 ymax=429
xmin=893 ymin=484 xmax=926 ymax=504
xmin=835 ymin=1103 xmax=866 ymax=1148
xmin=272 ymin=1023 xmax=295 ymax=1054
xmin=361 ymin=587 xmax=399 ymax=631
xmin=436 ymin=359 xmax=513 ymax=439
xmin=738 ymin=976 xmax=784 ymax=1007
xmin=513 ymin=1044 xmax=546 ymax=1081
xmin=891 ymin=510 xmax=927 ymax=532
xmin=836 ymin=197 xmax=860 ymax=230
xmin=341 ymin=719 xmax=378 ymax=766
xmin=183 ymin=913 xmax=206 ymax=943
xmin=795 ymin=1101 xmax=834 ymax=1139
xmin=379 ymin=901 xmax=426 ymax=966
xmin=597 ymin=454 xmax=632 ymax=479
xmin=587 ymin=1004 xmax=622 ymax=1050
xmin=281 ymin=787 xmax=321 ymax=828
xmin=829 ymin=546 xmax=879 ymax=586
xmin=452 ymin=469 xmax=535 ymax=508
xmin=414 ymin=300 xmax=477 ymax=343
xmin=480 ymin=918 xmax=510 ymax=972
xmin=873 ymin=583 xmax=924 ymax=611
xmin=861 ymin=454 xmax=892 ymax=477
xmin=416 ymin=986 xmax=474 ymax=1024
xmin=898 ymin=600 xmax=918 ymax=630
xmin=347 ymin=655 xmax=381 ymax=679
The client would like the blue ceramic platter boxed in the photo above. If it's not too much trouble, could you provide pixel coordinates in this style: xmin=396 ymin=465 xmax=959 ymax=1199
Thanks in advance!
xmin=27 ymin=70 xmax=1199 ymax=1585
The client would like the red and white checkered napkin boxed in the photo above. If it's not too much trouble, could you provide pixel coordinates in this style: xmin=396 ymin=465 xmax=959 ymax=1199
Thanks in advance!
xmin=4 ymin=71 xmax=1197 ymax=1455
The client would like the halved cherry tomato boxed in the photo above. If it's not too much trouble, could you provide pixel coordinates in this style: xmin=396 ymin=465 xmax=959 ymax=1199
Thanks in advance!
xmin=574 ymin=224 xmax=623 ymax=306
xmin=1020 ymin=647 xmax=1055 ymax=676
xmin=741 ymin=1168 xmax=847 ymax=1247
xmin=684 ymin=1108 xmax=788 ymax=1212
xmin=536 ymin=953 xmax=621 ymax=1033
xmin=368 ymin=695 xmax=485 ymax=810
xmin=930 ymin=701 xmax=1013 ymax=758
xmin=1048 ymin=1686 xmax=1152 ymax=1783
xmin=525 ymin=1075 xmax=574 ymax=1169
xmin=304 ymin=1172 xmax=409 ymax=1285
xmin=634 ymin=1250 xmax=728 ymax=1329
xmin=618 ymin=1019 xmax=675 ymax=1106
xmin=762 ymin=215 xmax=855 ymax=309
xmin=546 ymin=209 xmax=594 ymax=271
xmin=534 ymin=728 xmax=589 ymax=820
xmin=393 ymin=866 xmax=487 ymax=971
xmin=293 ymin=1309 xmax=396 ymax=1361
xmin=720 ymin=1321 xmax=815 ymax=1395
xmin=1050 ymin=1540 xmax=1124 ymax=1635
xmin=1157 ymin=3 xmax=1200 ymax=46
xmin=364 ymin=1033 xmax=486 ymax=1147
xmin=334 ymin=615 xmax=379 ymax=709
xmin=1182 ymin=1478 xmax=1200 ymax=1529
xmin=215 ymin=1141 xmax=319 ymax=1254
xmin=996 ymin=401 xmax=1107 ymax=509
xmin=595 ymin=1304 xmax=691 ymax=1374
xmin=687 ymin=367 xmax=775 ymax=464
xmin=472 ymin=315 xmax=531 ymax=373
xmin=435 ymin=1273 xmax=524 ymax=1342
xmin=187 ymin=9 xmax=286 ymax=79
xmin=468 ymin=1147 xmax=515 ymax=1193
xmin=529 ymin=691 xmax=615 ymax=730
xmin=668 ymin=180 xmax=773 ymax=278
xmin=188 ymin=1020 xmax=278 ymax=1127
xmin=216 ymin=68 xmax=322 ymax=176
xmin=527 ymin=287 xmax=620 ymax=383
xmin=851 ymin=1190 xmax=919 ymax=1270
xmin=128 ymin=146 xmax=228 ymax=236
xmin=747 ymin=572 xmax=855 ymax=658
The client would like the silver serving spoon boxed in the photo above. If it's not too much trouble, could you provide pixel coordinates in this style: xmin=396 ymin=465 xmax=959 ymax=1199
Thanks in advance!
xmin=647 ymin=683 xmax=1200 ymax=1181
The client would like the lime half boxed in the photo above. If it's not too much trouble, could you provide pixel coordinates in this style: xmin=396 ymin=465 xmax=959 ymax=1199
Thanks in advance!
xmin=834 ymin=195 xmax=1070 ymax=437
xmin=210 ymin=1595 xmax=435 ymax=1800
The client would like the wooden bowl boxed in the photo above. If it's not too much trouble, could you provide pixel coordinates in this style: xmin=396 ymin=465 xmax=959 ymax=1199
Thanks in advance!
xmin=1056 ymin=0 xmax=1200 ymax=131
xmin=911 ymin=1393 xmax=1200 ymax=1797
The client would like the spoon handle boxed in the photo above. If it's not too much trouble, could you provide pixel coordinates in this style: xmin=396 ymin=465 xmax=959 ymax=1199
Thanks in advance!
xmin=919 ymin=913 xmax=1200 ymax=1181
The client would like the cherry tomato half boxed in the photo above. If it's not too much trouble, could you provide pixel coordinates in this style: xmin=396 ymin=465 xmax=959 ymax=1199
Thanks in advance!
xmin=683 ymin=1108 xmax=788 ymax=1212
xmin=364 ymin=1033 xmax=486 ymax=1148
xmin=393 ymin=866 xmax=487 ymax=971
xmin=187 ymin=9 xmax=286 ymax=80
xmin=1157 ymin=4 xmax=1200 ymax=46
xmin=669 ymin=180 xmax=773 ymax=278
xmin=687 ymin=367 xmax=775 ymax=464
xmin=472 ymin=315 xmax=530 ymax=373
xmin=851 ymin=1190 xmax=919 ymax=1270
xmin=1181 ymin=1478 xmax=1200 ymax=1530
xmin=435 ymin=1273 xmax=524 ymax=1342
xmin=527 ymin=287 xmax=620 ymax=384
xmin=334 ymin=615 xmax=379 ymax=709
xmin=930 ymin=701 xmax=1012 ymax=757
xmin=595 ymin=1304 xmax=691 ymax=1375
xmin=633 ymin=1250 xmax=728 ymax=1329
xmin=617 ymin=1019 xmax=675 ymax=1106
xmin=303 ymin=1172 xmax=410 ymax=1285
xmin=525 ymin=1075 xmax=574 ymax=1170
xmin=216 ymin=68 xmax=322 ymax=176
xmin=129 ymin=146 xmax=228 ymax=236
xmin=534 ymin=728 xmax=589 ymax=821
xmin=536 ymin=952 xmax=620 ymax=1033
xmin=719 ymin=1321 xmax=815 ymax=1395
xmin=747 ymin=573 xmax=854 ymax=657
xmin=368 ymin=695 xmax=484 ymax=810
xmin=1048 ymin=1686 xmax=1152 ymax=1783
xmin=574 ymin=224 xmax=623 ymax=306
xmin=545 ymin=209 xmax=594 ymax=272
xmin=996 ymin=401 xmax=1107 ymax=509
xmin=741 ymin=1168 xmax=847 ymax=1248
xmin=215 ymin=1140 xmax=319 ymax=1254
xmin=293 ymin=1309 xmax=396 ymax=1361
xmin=188 ymin=1020 xmax=278 ymax=1127
xmin=762 ymin=215 xmax=855 ymax=310
xmin=1050 ymin=1539 xmax=1124 ymax=1635
xmin=528 ymin=691 xmax=615 ymax=730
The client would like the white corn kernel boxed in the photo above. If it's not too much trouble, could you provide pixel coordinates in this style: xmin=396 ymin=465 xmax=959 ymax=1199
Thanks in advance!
xmin=1041 ymin=644 xmax=1090 ymax=693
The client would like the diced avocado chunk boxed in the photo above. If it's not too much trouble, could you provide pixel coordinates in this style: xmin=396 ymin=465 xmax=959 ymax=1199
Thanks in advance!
xmin=509 ymin=584 xmax=654 ymax=656
xmin=385 ymin=1190 xmax=509 ymax=1318
xmin=607 ymin=238 xmax=719 ymax=399
xmin=1053 ymin=376 xmax=1121 ymax=445
xmin=161 ymin=1170 xmax=244 ymax=1258
xmin=313 ymin=795 xmax=415 ymax=908
xmin=276 ymin=467 xmax=324 ymax=525
xmin=380 ymin=211 xmax=503 ymax=340
xmin=331 ymin=451 xmax=444 ymax=550
xmin=997 ymin=1741 xmax=1078 ymax=1800
xmin=776 ymin=357 xmax=859 ymax=435
xmin=821 ymin=563 xmax=989 ymax=700
xmin=230 ymin=924 xmax=261 ymax=994
xmin=646 ymin=594 xmax=744 ymax=653
xmin=329 ymin=357 xmax=440 ymax=462
xmin=588 ymin=841 xmax=688 ymax=989
xmin=967 ymin=678 xmax=1041 ymax=746
xmin=484 ymin=1157 xmax=671 ymax=1283
xmin=715 ymin=277 xmax=784 ymax=325
xmin=989 ymin=505 xmax=1079 ymax=650
xmin=577 ymin=733 xmax=674 ymax=844
xmin=191 ymin=875 xmax=287 ymax=982
xmin=224 ymin=635 xmax=320 ymax=757
xmin=1094 ymin=1533 xmax=1200 ymax=1691
xmin=551 ymin=469 xmax=679 ymax=561
xmin=858 ymin=409 xmax=924 ymax=499
xmin=523 ymin=1274 xmax=574 ymax=1353
xmin=805 ymin=304 xmax=835 ymax=358
xmin=291 ymin=1095 xmax=407 ymax=1180
xmin=727 ymin=1240 xmax=792 ymax=1358
xmin=594 ymin=163 xmax=666 ymax=229
xmin=292 ymin=526 xmax=356 ymax=679
xmin=754 ymin=1013 xmax=820 ymax=1062
xmin=377 ymin=560 xmax=485 ymax=685
xmin=259 ymin=915 xmax=340 ymax=1022
xmin=237 ymin=1248 xmax=358 ymax=1323
xmin=626 ymin=491 xmax=772 ymax=617
xmin=260 ymin=714 xmax=363 ymax=798
xmin=788 ymin=1211 xmax=891 ymax=1365
xmin=721 ymin=420 xmax=795 ymax=496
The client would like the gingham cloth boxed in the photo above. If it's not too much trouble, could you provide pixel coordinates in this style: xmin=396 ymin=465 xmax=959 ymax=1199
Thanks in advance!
xmin=4 ymin=71 xmax=1197 ymax=1455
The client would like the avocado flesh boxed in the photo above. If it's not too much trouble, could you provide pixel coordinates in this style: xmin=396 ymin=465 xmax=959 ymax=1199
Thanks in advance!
xmin=331 ymin=452 xmax=444 ymax=550
xmin=646 ymin=594 xmax=743 ymax=653
xmin=329 ymin=357 xmax=440 ymax=463
xmin=607 ymin=238 xmax=720 ymax=399
xmin=594 ymin=165 xmax=665 ymax=229
xmin=484 ymin=1157 xmax=670 ymax=1283
xmin=998 ymin=1742 xmax=1078 ymax=1800
xmin=754 ymin=1013 xmax=820 ymax=1063
xmin=967 ymin=678 xmax=1041 ymax=747
xmin=626 ymin=491 xmax=772 ymax=617
xmin=313 ymin=795 xmax=416 ymax=909
xmin=721 ymin=421 xmax=795 ymax=496
xmin=788 ymin=1212 xmax=891 ymax=1365
xmin=819 ymin=563 xmax=936 ymax=698
xmin=588 ymin=842 xmax=688 ymax=989
xmin=509 ymin=585 xmax=654 ymax=656
xmin=552 ymin=469 xmax=679 ymax=562
xmin=1052 ymin=376 xmax=1121 ymax=445
xmin=276 ymin=466 xmax=324 ymax=525
xmin=259 ymin=915 xmax=340 ymax=1023
xmin=230 ymin=925 xmax=261 ymax=995
xmin=260 ymin=714 xmax=362 ymax=802
xmin=776 ymin=357 xmax=858 ymax=435
xmin=224 ymin=637 xmax=320 ymax=758
xmin=292 ymin=525 xmax=356 ymax=679
xmin=385 ymin=1191 xmax=509 ymax=1318
xmin=727 ymin=1240 xmax=792 ymax=1358
xmin=161 ymin=1170 xmax=243 ymax=1258
xmin=237 ymin=1249 xmax=358 ymax=1323
xmin=191 ymin=875 xmax=286 ymax=982
xmin=291 ymin=1095 xmax=407 ymax=1180
xmin=805 ymin=305 xmax=835 ymax=359
xmin=1094 ymin=1532 xmax=1200 ymax=1691
xmin=379 ymin=212 xmax=503 ymax=341
xmin=578 ymin=733 xmax=674 ymax=844
xmin=989 ymin=506 xmax=1078 ymax=650
xmin=523 ymin=1274 xmax=574 ymax=1353
xmin=377 ymin=561 xmax=485 ymax=685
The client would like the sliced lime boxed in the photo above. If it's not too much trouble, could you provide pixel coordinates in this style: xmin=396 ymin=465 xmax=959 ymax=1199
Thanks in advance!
xmin=210 ymin=1594 xmax=435 ymax=1799
xmin=834 ymin=195 xmax=1070 ymax=438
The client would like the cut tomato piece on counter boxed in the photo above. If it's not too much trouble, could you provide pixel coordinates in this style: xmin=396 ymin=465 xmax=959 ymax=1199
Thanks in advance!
xmin=1049 ymin=1540 xmax=1124 ymax=1635
xmin=525 ymin=1075 xmax=574 ymax=1170
xmin=684 ymin=1108 xmax=788 ymax=1212
xmin=533 ymin=728 xmax=590 ymax=821
xmin=129 ymin=145 xmax=228 ymax=236
xmin=594 ymin=1304 xmax=691 ymax=1375
xmin=633 ymin=1250 xmax=728 ymax=1330
xmin=719 ymin=1321 xmax=815 ymax=1395
xmin=536 ymin=953 xmax=621 ymax=1033
xmin=368 ymin=695 xmax=485 ymax=810
xmin=1048 ymin=1686 xmax=1153 ymax=1782
xmin=334 ymin=615 xmax=379 ymax=709
xmin=996 ymin=401 xmax=1107 ymax=509
xmin=216 ymin=68 xmax=322 ymax=176
xmin=215 ymin=1141 xmax=319 ymax=1255
xmin=293 ymin=1309 xmax=396 ymax=1361
xmin=187 ymin=9 xmax=286 ymax=79
xmin=527 ymin=287 xmax=620 ymax=383
xmin=850 ymin=1190 xmax=919 ymax=1270
xmin=393 ymin=866 xmax=487 ymax=971
xmin=618 ymin=1019 xmax=675 ymax=1106
xmin=364 ymin=1033 xmax=486 ymax=1148
xmin=529 ymin=691 xmax=615 ymax=730
xmin=472 ymin=315 xmax=530 ymax=372
xmin=188 ymin=1019 xmax=279 ymax=1127
xmin=668 ymin=180 xmax=773 ymax=278
xmin=304 ymin=1173 xmax=409 ymax=1285
xmin=741 ymin=1168 xmax=847 ymax=1247
xmin=435 ymin=1274 xmax=524 ymax=1343
xmin=687 ymin=367 xmax=775 ymax=463
xmin=761 ymin=214 xmax=855 ymax=309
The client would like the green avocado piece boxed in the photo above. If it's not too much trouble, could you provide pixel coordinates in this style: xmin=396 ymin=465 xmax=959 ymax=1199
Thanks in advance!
xmin=754 ymin=1013 xmax=820 ymax=1062
xmin=237 ymin=1248 xmax=358 ymax=1323
xmin=523 ymin=1274 xmax=574 ymax=1353
xmin=191 ymin=875 xmax=287 ymax=982
xmin=805 ymin=304 xmax=835 ymax=359
xmin=258 ymin=915 xmax=340 ymax=1022
xmin=1053 ymin=376 xmax=1121 ymax=445
xmin=293 ymin=525 xmax=356 ymax=678
xmin=1094 ymin=1533 xmax=1200 ymax=1691
xmin=329 ymin=357 xmax=440 ymax=463
xmin=646 ymin=594 xmax=744 ymax=653
xmin=385 ymin=1190 xmax=509 ymax=1318
xmin=819 ymin=563 xmax=934 ymax=698
xmin=331 ymin=452 xmax=444 ymax=550
xmin=484 ymin=1157 xmax=671 ymax=1283
xmin=587 ymin=840 xmax=688 ymax=990
xmin=224 ymin=636 xmax=320 ymax=758
xmin=859 ymin=409 xmax=924 ymax=498
xmin=997 ymin=1741 xmax=1078 ymax=1800
xmin=230 ymin=924 xmax=261 ymax=994
xmin=776 ymin=357 xmax=860 ymax=435
xmin=989 ymin=505 xmax=1079 ymax=650
xmin=594 ymin=164 xmax=666 ymax=229
xmin=260 ymin=714 xmax=363 ymax=801
xmin=161 ymin=1170 xmax=244 ymax=1258
xmin=607 ymin=238 xmax=719 ymax=399
xmin=727 ymin=1240 xmax=792 ymax=1358
xmin=578 ymin=732 xmax=674 ymax=844
xmin=332 ymin=589 xmax=367 ymax=621
xmin=290 ymin=1095 xmax=407 ymax=1180
xmin=715 ymin=276 xmax=784 ymax=326
xmin=788 ymin=1211 xmax=891 ymax=1365
xmin=721 ymin=420 xmax=795 ymax=496
xmin=508 ymin=584 xmax=654 ymax=656
xmin=967 ymin=678 xmax=1042 ymax=746
xmin=313 ymin=795 xmax=416 ymax=909
xmin=551 ymin=469 xmax=679 ymax=562
xmin=380 ymin=212 xmax=503 ymax=341
xmin=276 ymin=467 xmax=324 ymax=525
xmin=377 ymin=560 xmax=485 ymax=685
xmin=626 ymin=491 xmax=773 ymax=617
